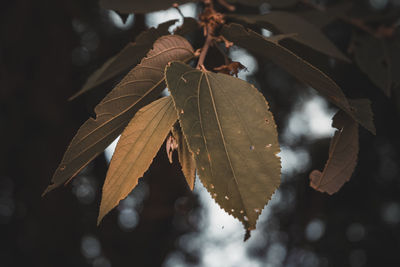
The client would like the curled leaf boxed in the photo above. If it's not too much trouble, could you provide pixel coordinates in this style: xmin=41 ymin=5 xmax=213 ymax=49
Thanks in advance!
xmin=98 ymin=96 xmax=178 ymax=223
xmin=44 ymin=35 xmax=193 ymax=195
xmin=166 ymin=61 xmax=281 ymax=236
xmin=310 ymin=111 xmax=359 ymax=195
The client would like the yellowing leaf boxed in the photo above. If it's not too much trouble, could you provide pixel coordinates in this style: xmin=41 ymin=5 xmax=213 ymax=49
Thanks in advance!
xmin=100 ymin=0 xmax=193 ymax=14
xmin=165 ymin=62 xmax=281 ymax=236
xmin=227 ymin=12 xmax=349 ymax=61
xmin=172 ymin=124 xmax=196 ymax=190
xmin=221 ymin=23 xmax=375 ymax=134
xmin=98 ymin=96 xmax=178 ymax=223
xmin=44 ymin=35 xmax=193 ymax=195
xmin=69 ymin=20 xmax=178 ymax=100
xmin=309 ymin=111 xmax=359 ymax=195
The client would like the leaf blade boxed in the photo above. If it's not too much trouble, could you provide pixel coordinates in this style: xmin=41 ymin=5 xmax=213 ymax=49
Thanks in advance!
xmin=221 ymin=23 xmax=375 ymax=134
xmin=172 ymin=124 xmax=196 ymax=190
xmin=227 ymin=12 xmax=349 ymax=61
xmin=166 ymin=61 xmax=281 ymax=234
xmin=44 ymin=35 xmax=193 ymax=194
xmin=69 ymin=21 xmax=178 ymax=100
xmin=309 ymin=111 xmax=359 ymax=194
xmin=98 ymin=96 xmax=178 ymax=223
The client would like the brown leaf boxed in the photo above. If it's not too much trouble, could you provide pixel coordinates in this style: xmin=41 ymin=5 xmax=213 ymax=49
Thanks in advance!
xmin=98 ymin=96 xmax=178 ymax=224
xmin=227 ymin=12 xmax=349 ymax=61
xmin=43 ymin=35 xmax=193 ymax=195
xmin=69 ymin=20 xmax=177 ymax=100
xmin=166 ymin=61 xmax=281 ymax=236
xmin=213 ymin=61 xmax=246 ymax=76
xmin=221 ymin=23 xmax=375 ymax=134
xmin=309 ymin=111 xmax=359 ymax=195
xmin=171 ymin=123 xmax=196 ymax=190
xmin=166 ymin=134 xmax=178 ymax=164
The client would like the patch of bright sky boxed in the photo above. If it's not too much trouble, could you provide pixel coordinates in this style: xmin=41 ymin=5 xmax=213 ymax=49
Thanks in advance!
xmin=283 ymin=93 xmax=336 ymax=145
xmin=145 ymin=3 xmax=198 ymax=31
xmin=229 ymin=47 xmax=258 ymax=80
xmin=107 ymin=11 xmax=134 ymax=29
xmin=104 ymin=136 xmax=120 ymax=162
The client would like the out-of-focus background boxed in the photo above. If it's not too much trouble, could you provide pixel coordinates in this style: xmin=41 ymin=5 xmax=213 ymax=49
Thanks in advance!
xmin=1 ymin=0 xmax=400 ymax=266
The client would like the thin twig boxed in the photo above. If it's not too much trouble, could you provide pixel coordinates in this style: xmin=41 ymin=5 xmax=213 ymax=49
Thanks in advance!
xmin=197 ymin=25 xmax=214 ymax=69
xmin=173 ymin=3 xmax=185 ymax=19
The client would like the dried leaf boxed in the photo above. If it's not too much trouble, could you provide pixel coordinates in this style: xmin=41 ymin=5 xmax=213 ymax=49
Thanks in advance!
xmin=221 ymin=23 xmax=375 ymax=134
xmin=172 ymin=124 xmax=196 ymax=190
xmin=165 ymin=61 xmax=281 ymax=235
xmin=98 ymin=96 xmax=178 ymax=223
xmin=309 ymin=111 xmax=359 ymax=195
xmin=214 ymin=61 xmax=246 ymax=76
xmin=166 ymin=134 xmax=178 ymax=164
xmin=227 ymin=12 xmax=349 ymax=61
xmin=43 ymin=35 xmax=193 ymax=195
xmin=100 ymin=0 xmax=193 ymax=14
xmin=70 ymin=20 xmax=177 ymax=99
xmin=353 ymin=33 xmax=400 ymax=97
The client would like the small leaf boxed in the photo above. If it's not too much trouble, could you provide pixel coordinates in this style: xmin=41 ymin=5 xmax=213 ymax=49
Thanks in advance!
xmin=227 ymin=12 xmax=349 ymax=61
xmin=100 ymin=0 xmax=193 ymax=14
xmin=165 ymin=61 xmax=281 ymax=235
xmin=221 ymin=23 xmax=375 ymax=134
xmin=353 ymin=33 xmax=400 ymax=97
xmin=43 ymin=35 xmax=193 ymax=195
xmin=98 ymin=96 xmax=178 ymax=223
xmin=172 ymin=123 xmax=196 ymax=190
xmin=70 ymin=20 xmax=177 ymax=99
xmin=309 ymin=111 xmax=359 ymax=195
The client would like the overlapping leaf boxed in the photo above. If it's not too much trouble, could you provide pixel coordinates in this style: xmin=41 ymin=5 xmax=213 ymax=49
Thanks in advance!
xmin=171 ymin=124 xmax=196 ymax=190
xmin=165 ymin=62 xmax=281 ymax=236
xmin=100 ymin=0 xmax=193 ymax=14
xmin=43 ymin=35 xmax=194 ymax=194
xmin=221 ymin=23 xmax=375 ymax=134
xmin=98 ymin=96 xmax=178 ymax=223
xmin=310 ymin=111 xmax=359 ymax=194
xmin=70 ymin=20 xmax=177 ymax=99
xmin=227 ymin=12 xmax=349 ymax=61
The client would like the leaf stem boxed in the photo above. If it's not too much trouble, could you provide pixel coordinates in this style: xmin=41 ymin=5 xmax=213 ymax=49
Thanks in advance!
xmin=197 ymin=25 xmax=214 ymax=69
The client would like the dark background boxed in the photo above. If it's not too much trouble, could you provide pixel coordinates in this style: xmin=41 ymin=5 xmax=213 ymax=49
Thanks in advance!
xmin=1 ymin=0 xmax=399 ymax=267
